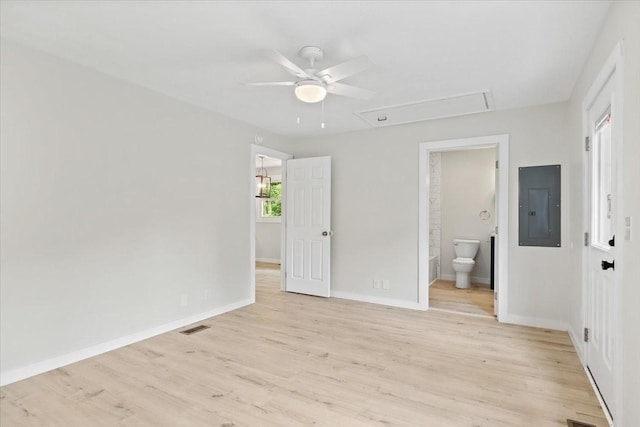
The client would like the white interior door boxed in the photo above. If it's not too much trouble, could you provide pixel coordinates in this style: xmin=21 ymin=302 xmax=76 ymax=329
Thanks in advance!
xmin=285 ymin=157 xmax=331 ymax=297
xmin=586 ymin=74 xmax=616 ymax=415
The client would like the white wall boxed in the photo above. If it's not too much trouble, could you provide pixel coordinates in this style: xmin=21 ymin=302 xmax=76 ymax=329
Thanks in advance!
xmin=255 ymin=223 xmax=281 ymax=262
xmin=0 ymin=40 xmax=288 ymax=379
xmin=290 ymin=101 xmax=574 ymax=323
xmin=440 ymin=148 xmax=495 ymax=283
xmin=565 ymin=2 xmax=640 ymax=425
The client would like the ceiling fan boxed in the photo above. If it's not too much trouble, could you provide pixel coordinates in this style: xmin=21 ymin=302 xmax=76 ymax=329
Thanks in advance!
xmin=247 ymin=46 xmax=375 ymax=103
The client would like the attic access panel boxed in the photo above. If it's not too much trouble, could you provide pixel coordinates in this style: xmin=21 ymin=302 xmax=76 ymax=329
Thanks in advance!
xmin=519 ymin=165 xmax=561 ymax=247
xmin=355 ymin=91 xmax=493 ymax=128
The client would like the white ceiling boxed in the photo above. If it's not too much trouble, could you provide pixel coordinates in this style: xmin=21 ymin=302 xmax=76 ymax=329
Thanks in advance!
xmin=256 ymin=156 xmax=281 ymax=169
xmin=0 ymin=1 xmax=611 ymax=139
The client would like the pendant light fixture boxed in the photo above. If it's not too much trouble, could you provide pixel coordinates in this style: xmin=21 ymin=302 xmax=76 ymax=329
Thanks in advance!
xmin=255 ymin=156 xmax=271 ymax=198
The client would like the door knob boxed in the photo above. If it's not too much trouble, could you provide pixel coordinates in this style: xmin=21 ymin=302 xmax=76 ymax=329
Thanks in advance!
xmin=322 ymin=231 xmax=333 ymax=236
xmin=601 ymin=260 xmax=615 ymax=271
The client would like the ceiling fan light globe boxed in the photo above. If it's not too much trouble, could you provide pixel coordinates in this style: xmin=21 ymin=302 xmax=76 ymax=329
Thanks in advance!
xmin=295 ymin=81 xmax=327 ymax=103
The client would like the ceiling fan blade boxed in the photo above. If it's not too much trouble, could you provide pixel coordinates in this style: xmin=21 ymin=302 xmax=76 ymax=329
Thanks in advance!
xmin=267 ymin=50 xmax=312 ymax=80
xmin=316 ymin=56 xmax=373 ymax=83
xmin=326 ymin=82 xmax=375 ymax=100
xmin=245 ymin=81 xmax=296 ymax=86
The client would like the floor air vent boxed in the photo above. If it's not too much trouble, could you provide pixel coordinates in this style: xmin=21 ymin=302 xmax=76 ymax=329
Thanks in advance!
xmin=566 ymin=420 xmax=596 ymax=427
xmin=180 ymin=325 xmax=210 ymax=335
xmin=355 ymin=91 xmax=493 ymax=128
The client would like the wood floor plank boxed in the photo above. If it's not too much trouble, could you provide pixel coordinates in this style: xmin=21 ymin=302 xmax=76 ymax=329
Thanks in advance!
xmin=0 ymin=263 xmax=607 ymax=426
xmin=429 ymin=279 xmax=495 ymax=317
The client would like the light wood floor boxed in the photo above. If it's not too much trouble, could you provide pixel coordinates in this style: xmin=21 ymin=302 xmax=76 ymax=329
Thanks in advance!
xmin=429 ymin=279 xmax=494 ymax=317
xmin=0 ymin=263 xmax=607 ymax=426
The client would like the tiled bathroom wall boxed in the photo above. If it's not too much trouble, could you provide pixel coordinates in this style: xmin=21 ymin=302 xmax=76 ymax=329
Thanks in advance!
xmin=429 ymin=152 xmax=441 ymax=278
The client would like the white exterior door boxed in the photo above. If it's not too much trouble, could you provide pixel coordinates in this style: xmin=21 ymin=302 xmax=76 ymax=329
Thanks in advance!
xmin=285 ymin=157 xmax=331 ymax=297
xmin=586 ymin=74 xmax=616 ymax=414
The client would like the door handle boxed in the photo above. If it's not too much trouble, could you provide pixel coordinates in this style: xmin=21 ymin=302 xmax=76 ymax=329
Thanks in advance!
xmin=601 ymin=260 xmax=615 ymax=271
xmin=322 ymin=231 xmax=333 ymax=236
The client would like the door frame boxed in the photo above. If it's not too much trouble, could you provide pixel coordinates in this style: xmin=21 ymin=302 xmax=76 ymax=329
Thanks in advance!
xmin=249 ymin=144 xmax=293 ymax=301
xmin=418 ymin=134 xmax=509 ymax=320
xmin=580 ymin=40 xmax=624 ymax=424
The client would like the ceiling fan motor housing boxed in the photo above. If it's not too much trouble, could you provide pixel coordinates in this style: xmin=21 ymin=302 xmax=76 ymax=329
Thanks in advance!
xmin=299 ymin=46 xmax=324 ymax=67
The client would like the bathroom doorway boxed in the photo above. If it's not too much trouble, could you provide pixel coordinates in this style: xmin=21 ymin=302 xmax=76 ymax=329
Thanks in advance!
xmin=418 ymin=135 xmax=509 ymax=320
xmin=427 ymin=147 xmax=496 ymax=317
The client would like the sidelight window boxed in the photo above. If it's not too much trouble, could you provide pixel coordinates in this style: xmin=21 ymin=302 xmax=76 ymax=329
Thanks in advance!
xmin=591 ymin=109 xmax=612 ymax=249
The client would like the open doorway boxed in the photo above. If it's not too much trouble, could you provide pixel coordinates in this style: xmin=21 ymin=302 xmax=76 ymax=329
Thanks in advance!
xmin=249 ymin=144 xmax=292 ymax=303
xmin=418 ymin=135 xmax=509 ymax=321
xmin=427 ymin=148 xmax=496 ymax=317
xmin=255 ymin=154 xmax=283 ymax=296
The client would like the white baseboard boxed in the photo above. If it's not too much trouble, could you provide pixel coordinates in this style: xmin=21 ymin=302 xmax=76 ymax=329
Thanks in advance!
xmin=567 ymin=327 xmax=612 ymax=426
xmin=568 ymin=324 xmax=586 ymax=365
xmin=255 ymin=257 xmax=280 ymax=264
xmin=501 ymin=314 xmax=568 ymax=331
xmin=439 ymin=274 xmax=491 ymax=286
xmin=583 ymin=366 xmax=615 ymax=426
xmin=473 ymin=277 xmax=490 ymax=287
xmin=331 ymin=290 xmax=425 ymax=311
xmin=0 ymin=298 xmax=253 ymax=387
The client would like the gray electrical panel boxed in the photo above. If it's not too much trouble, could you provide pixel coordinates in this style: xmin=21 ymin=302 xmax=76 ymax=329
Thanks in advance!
xmin=519 ymin=165 xmax=561 ymax=247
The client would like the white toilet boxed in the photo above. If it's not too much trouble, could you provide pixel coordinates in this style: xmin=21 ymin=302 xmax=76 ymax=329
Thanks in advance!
xmin=452 ymin=239 xmax=480 ymax=289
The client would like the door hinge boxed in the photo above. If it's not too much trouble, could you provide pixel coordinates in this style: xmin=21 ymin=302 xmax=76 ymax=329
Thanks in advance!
xmin=585 ymin=136 xmax=591 ymax=152
xmin=584 ymin=327 xmax=589 ymax=342
xmin=584 ymin=232 xmax=589 ymax=247
xmin=495 ymin=160 xmax=499 ymax=169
